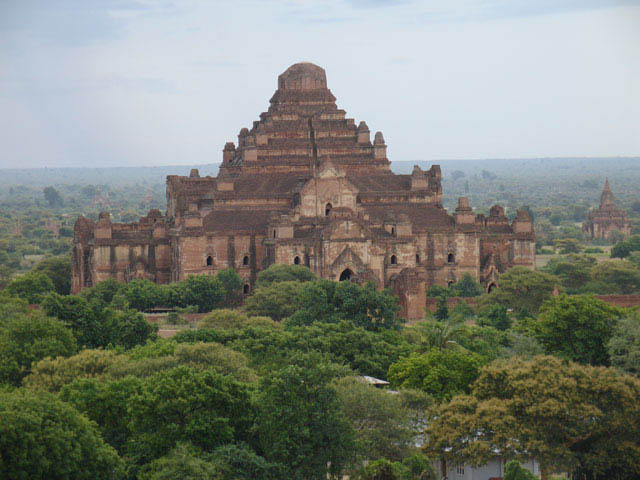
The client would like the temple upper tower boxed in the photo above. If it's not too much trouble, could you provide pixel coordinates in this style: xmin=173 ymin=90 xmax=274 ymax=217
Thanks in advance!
xmin=600 ymin=178 xmax=616 ymax=209
xmin=218 ymin=62 xmax=391 ymax=176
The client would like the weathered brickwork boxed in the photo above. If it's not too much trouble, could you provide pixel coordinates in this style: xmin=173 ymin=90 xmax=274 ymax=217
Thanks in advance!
xmin=72 ymin=62 xmax=535 ymax=318
xmin=583 ymin=179 xmax=631 ymax=240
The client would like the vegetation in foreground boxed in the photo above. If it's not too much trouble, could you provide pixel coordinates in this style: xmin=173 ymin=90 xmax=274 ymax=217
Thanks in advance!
xmin=2 ymin=263 xmax=640 ymax=479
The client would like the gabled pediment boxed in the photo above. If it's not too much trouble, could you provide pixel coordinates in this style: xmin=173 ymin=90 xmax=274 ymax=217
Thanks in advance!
xmin=317 ymin=162 xmax=345 ymax=179
xmin=331 ymin=245 xmax=365 ymax=270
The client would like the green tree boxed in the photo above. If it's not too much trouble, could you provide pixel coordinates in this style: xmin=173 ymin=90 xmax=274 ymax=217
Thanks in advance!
xmin=0 ymin=294 xmax=28 ymax=325
xmin=41 ymin=292 xmax=97 ymax=346
xmin=244 ymin=281 xmax=304 ymax=321
xmin=81 ymin=278 xmax=123 ymax=304
xmin=553 ymin=238 xmax=582 ymax=254
xmin=449 ymin=273 xmax=483 ymax=297
xmin=288 ymin=279 xmax=402 ymax=331
xmin=608 ymin=312 xmax=640 ymax=376
xmin=208 ymin=443 xmax=282 ymax=480
xmin=535 ymin=294 xmax=621 ymax=365
xmin=255 ymin=264 xmax=316 ymax=286
xmin=108 ymin=308 xmax=157 ymax=349
xmin=423 ymin=356 xmax=640 ymax=480
xmin=42 ymin=293 xmax=156 ymax=349
xmin=0 ymin=389 xmax=123 ymax=480
xmin=33 ymin=255 xmax=71 ymax=294
xmin=408 ymin=319 xmax=466 ymax=352
xmin=60 ymin=376 xmax=143 ymax=453
xmin=426 ymin=284 xmax=449 ymax=298
xmin=355 ymin=459 xmax=407 ymax=480
xmin=501 ymin=330 xmax=544 ymax=358
xmin=43 ymin=186 xmax=63 ymax=207
xmin=433 ymin=295 xmax=449 ymax=321
xmin=504 ymin=461 xmax=537 ymax=480
xmin=127 ymin=366 xmax=254 ymax=464
xmin=123 ymin=278 xmax=166 ymax=311
xmin=387 ymin=348 xmax=482 ymax=401
xmin=168 ymin=275 xmax=225 ymax=312
xmin=176 ymin=320 xmax=411 ymax=379
xmin=0 ymin=312 xmax=76 ymax=386
xmin=5 ymin=271 xmax=55 ymax=304
xmin=629 ymin=251 xmax=640 ymax=269
xmin=138 ymin=443 xmax=219 ymax=480
xmin=198 ymin=309 xmax=250 ymax=330
xmin=401 ymin=454 xmax=437 ymax=480
xmin=334 ymin=376 xmax=415 ymax=463
xmin=589 ymin=260 xmax=640 ymax=294
xmin=24 ymin=348 xmax=123 ymax=392
xmin=477 ymin=304 xmax=511 ymax=331
xmin=611 ymin=235 xmax=640 ymax=259
xmin=479 ymin=266 xmax=558 ymax=314
xmin=542 ymin=254 xmax=595 ymax=292
xmin=216 ymin=268 xmax=243 ymax=307
xmin=257 ymin=356 xmax=355 ymax=479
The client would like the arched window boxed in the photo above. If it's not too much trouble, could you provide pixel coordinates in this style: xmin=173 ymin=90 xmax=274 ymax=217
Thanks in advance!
xmin=325 ymin=203 xmax=332 ymax=217
xmin=273 ymin=229 xmax=277 ymax=238
xmin=339 ymin=268 xmax=353 ymax=281
xmin=206 ymin=255 xmax=213 ymax=266
xmin=447 ymin=252 xmax=455 ymax=263
xmin=243 ymin=284 xmax=250 ymax=294
xmin=448 ymin=280 xmax=455 ymax=288
xmin=390 ymin=255 xmax=397 ymax=265
xmin=242 ymin=255 xmax=249 ymax=266
xmin=391 ymin=227 xmax=395 ymax=235
xmin=294 ymin=256 xmax=300 ymax=265
xmin=416 ymin=254 xmax=420 ymax=264
xmin=487 ymin=283 xmax=497 ymax=293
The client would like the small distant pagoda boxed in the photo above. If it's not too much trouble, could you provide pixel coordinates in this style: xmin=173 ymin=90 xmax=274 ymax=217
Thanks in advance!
xmin=583 ymin=178 xmax=631 ymax=240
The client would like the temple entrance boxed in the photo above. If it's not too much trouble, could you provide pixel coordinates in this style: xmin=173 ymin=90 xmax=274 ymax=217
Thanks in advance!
xmin=487 ymin=283 xmax=497 ymax=293
xmin=339 ymin=268 xmax=354 ymax=282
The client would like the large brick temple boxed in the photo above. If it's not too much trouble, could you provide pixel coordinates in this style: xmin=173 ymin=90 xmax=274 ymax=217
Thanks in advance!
xmin=72 ymin=62 xmax=535 ymax=318
xmin=582 ymin=178 xmax=631 ymax=240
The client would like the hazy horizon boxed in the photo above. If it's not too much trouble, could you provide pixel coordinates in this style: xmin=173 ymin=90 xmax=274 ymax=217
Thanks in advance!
xmin=1 ymin=0 xmax=639 ymax=169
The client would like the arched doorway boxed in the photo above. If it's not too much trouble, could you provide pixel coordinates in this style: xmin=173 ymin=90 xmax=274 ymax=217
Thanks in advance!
xmin=487 ymin=283 xmax=497 ymax=293
xmin=294 ymin=256 xmax=300 ymax=265
xmin=206 ymin=256 xmax=213 ymax=266
xmin=325 ymin=203 xmax=332 ymax=217
xmin=339 ymin=268 xmax=353 ymax=282
xmin=243 ymin=284 xmax=250 ymax=294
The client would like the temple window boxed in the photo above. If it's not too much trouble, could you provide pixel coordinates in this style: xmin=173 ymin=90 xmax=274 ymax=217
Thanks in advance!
xmin=416 ymin=254 xmax=420 ymax=264
xmin=206 ymin=255 xmax=213 ymax=266
xmin=294 ymin=256 xmax=300 ymax=265
xmin=243 ymin=255 xmax=249 ymax=266
xmin=243 ymin=284 xmax=250 ymax=294
xmin=447 ymin=252 xmax=455 ymax=263
xmin=391 ymin=227 xmax=395 ymax=235
xmin=325 ymin=203 xmax=332 ymax=217
xmin=390 ymin=255 xmax=397 ymax=265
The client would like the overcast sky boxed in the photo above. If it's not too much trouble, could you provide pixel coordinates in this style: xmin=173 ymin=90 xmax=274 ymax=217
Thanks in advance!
xmin=1 ymin=0 xmax=639 ymax=169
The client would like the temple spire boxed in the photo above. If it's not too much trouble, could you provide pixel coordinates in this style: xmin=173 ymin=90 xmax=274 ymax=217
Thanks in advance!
xmin=600 ymin=177 xmax=615 ymax=208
